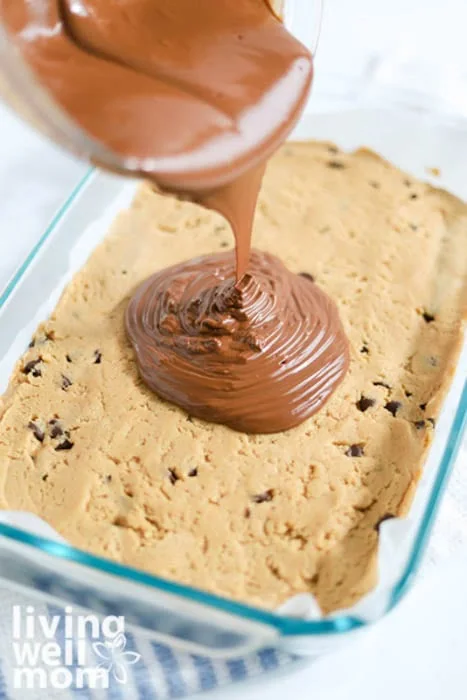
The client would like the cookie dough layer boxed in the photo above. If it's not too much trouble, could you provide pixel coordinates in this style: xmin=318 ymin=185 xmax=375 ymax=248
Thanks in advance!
xmin=0 ymin=142 xmax=466 ymax=613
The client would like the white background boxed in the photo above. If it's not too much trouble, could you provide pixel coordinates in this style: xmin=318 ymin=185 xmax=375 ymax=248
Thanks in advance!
xmin=0 ymin=1 xmax=466 ymax=698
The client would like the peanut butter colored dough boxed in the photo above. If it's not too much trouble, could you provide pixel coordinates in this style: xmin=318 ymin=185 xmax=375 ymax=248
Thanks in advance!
xmin=0 ymin=142 xmax=466 ymax=613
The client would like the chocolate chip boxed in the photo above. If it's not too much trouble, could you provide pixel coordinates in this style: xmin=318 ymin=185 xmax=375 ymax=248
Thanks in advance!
xmin=422 ymin=311 xmax=435 ymax=323
xmin=327 ymin=160 xmax=345 ymax=169
xmin=55 ymin=439 xmax=74 ymax=451
xmin=45 ymin=330 xmax=55 ymax=341
xmin=42 ymin=474 xmax=49 ymax=482
xmin=375 ymin=513 xmax=395 ymax=532
xmin=94 ymin=350 xmax=102 ymax=364
xmin=428 ymin=356 xmax=438 ymax=367
xmin=50 ymin=424 xmax=64 ymax=439
xmin=106 ymin=475 xmax=112 ymax=483
xmin=28 ymin=339 xmax=36 ymax=349
xmin=61 ymin=375 xmax=72 ymax=390
xmin=66 ymin=354 xmax=73 ymax=363
xmin=356 ymin=500 xmax=375 ymax=514
xmin=121 ymin=270 xmax=128 ymax=275
xmin=356 ymin=396 xmax=376 ymax=412
xmin=410 ymin=193 xmax=419 ymax=200
xmin=419 ymin=403 xmax=427 ymax=411
xmin=405 ymin=390 xmax=413 ymax=398
xmin=252 ymin=489 xmax=274 ymax=504
xmin=384 ymin=400 xmax=402 ymax=417
xmin=244 ymin=508 xmax=251 ymax=518
xmin=168 ymin=468 xmax=179 ymax=485
xmin=428 ymin=417 xmax=436 ymax=428
xmin=188 ymin=468 xmax=198 ymax=477
xmin=360 ymin=345 xmax=370 ymax=355
xmin=414 ymin=420 xmax=426 ymax=430
xmin=186 ymin=415 xmax=194 ymax=423
xmin=28 ymin=422 xmax=44 ymax=443
xmin=345 ymin=444 xmax=365 ymax=457
xmin=373 ymin=381 xmax=391 ymax=389
xmin=299 ymin=272 xmax=315 ymax=282
xmin=23 ymin=359 xmax=42 ymax=376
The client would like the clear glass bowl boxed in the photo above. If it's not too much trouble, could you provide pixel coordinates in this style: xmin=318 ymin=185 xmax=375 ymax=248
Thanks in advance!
xmin=0 ymin=89 xmax=466 ymax=658
xmin=0 ymin=0 xmax=323 ymax=182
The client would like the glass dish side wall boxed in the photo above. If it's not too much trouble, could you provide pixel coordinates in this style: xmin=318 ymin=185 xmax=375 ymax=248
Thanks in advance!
xmin=0 ymin=107 xmax=465 ymax=658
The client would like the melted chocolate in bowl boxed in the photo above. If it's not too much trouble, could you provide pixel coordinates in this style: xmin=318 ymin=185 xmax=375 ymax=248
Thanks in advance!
xmin=4 ymin=0 xmax=350 ymax=432
xmin=126 ymin=251 xmax=349 ymax=434
xmin=3 ymin=0 xmax=314 ymax=278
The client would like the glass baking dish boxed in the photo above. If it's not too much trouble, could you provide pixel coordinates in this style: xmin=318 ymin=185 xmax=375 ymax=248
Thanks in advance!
xmin=0 ymin=80 xmax=466 ymax=658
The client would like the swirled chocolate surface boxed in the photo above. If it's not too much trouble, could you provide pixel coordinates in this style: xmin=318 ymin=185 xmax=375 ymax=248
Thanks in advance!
xmin=126 ymin=250 xmax=349 ymax=433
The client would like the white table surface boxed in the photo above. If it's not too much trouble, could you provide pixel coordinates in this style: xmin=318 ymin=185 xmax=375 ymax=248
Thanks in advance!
xmin=0 ymin=1 xmax=466 ymax=698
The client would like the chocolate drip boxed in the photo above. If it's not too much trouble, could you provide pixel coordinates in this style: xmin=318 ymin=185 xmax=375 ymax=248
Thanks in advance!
xmin=3 ymin=0 xmax=312 ymax=281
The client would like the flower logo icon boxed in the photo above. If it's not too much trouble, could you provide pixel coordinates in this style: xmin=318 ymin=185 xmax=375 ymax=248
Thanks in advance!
xmin=92 ymin=633 xmax=141 ymax=684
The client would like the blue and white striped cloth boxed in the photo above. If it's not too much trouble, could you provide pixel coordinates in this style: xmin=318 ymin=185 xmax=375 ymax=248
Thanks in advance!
xmin=0 ymin=587 xmax=297 ymax=699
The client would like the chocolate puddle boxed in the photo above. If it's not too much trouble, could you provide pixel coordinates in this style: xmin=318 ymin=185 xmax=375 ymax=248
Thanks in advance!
xmin=126 ymin=250 xmax=349 ymax=433
xmin=3 ymin=0 xmax=350 ymax=432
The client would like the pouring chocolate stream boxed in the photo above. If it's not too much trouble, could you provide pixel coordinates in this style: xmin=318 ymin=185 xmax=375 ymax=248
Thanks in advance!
xmin=3 ymin=0 xmax=312 ymax=278
xmin=4 ymin=0 xmax=350 ymax=432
